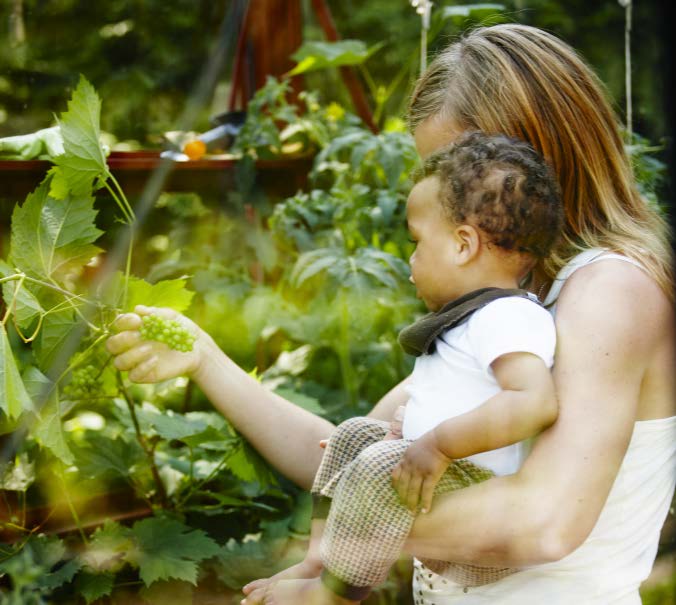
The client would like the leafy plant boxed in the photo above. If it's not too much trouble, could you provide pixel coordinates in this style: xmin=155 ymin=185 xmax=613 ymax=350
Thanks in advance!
xmin=0 ymin=77 xmax=315 ymax=602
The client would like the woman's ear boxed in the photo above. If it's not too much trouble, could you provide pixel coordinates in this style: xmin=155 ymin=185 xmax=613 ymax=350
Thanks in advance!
xmin=453 ymin=225 xmax=481 ymax=265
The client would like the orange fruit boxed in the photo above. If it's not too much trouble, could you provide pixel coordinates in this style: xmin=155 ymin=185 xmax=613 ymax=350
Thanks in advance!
xmin=183 ymin=139 xmax=207 ymax=160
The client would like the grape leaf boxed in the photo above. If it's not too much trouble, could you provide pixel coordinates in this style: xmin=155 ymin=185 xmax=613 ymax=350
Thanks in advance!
xmin=33 ymin=309 xmax=77 ymax=373
xmin=74 ymin=434 xmax=144 ymax=480
xmin=0 ymin=324 xmax=34 ymax=419
xmin=25 ymin=366 xmax=74 ymax=465
xmin=226 ymin=441 xmax=278 ymax=487
xmin=130 ymin=517 xmax=220 ymax=586
xmin=135 ymin=404 xmax=209 ymax=440
xmin=39 ymin=558 xmax=82 ymax=589
xmin=81 ymin=520 xmax=134 ymax=572
xmin=99 ymin=273 xmax=194 ymax=313
xmin=274 ymin=387 xmax=326 ymax=415
xmin=9 ymin=177 xmax=103 ymax=284
xmin=76 ymin=571 xmax=115 ymax=604
xmin=49 ymin=75 xmax=108 ymax=199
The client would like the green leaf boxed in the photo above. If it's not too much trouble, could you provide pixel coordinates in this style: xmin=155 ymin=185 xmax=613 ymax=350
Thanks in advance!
xmin=31 ymin=391 xmax=75 ymax=465
xmin=9 ymin=177 xmax=103 ymax=284
xmin=0 ymin=324 xmax=34 ymax=419
xmin=39 ymin=558 xmax=82 ymax=590
xmin=33 ymin=309 xmax=77 ymax=373
xmin=0 ymin=260 xmax=44 ymax=332
xmin=274 ymin=388 xmax=326 ymax=416
xmin=289 ymin=40 xmax=381 ymax=75
xmin=28 ymin=367 xmax=74 ymax=465
xmin=76 ymin=571 xmax=115 ymax=604
xmin=74 ymin=434 xmax=144 ymax=479
xmin=226 ymin=441 xmax=278 ymax=487
xmin=130 ymin=517 xmax=220 ymax=586
xmin=135 ymin=404 xmax=209 ymax=441
xmin=100 ymin=273 xmax=194 ymax=313
xmin=81 ymin=520 xmax=134 ymax=572
xmin=49 ymin=75 xmax=108 ymax=199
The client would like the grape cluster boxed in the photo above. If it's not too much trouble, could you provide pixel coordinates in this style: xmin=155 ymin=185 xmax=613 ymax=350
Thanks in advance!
xmin=64 ymin=365 xmax=103 ymax=400
xmin=139 ymin=314 xmax=195 ymax=352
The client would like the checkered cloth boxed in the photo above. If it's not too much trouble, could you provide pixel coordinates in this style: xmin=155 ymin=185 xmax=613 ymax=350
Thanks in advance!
xmin=311 ymin=417 xmax=516 ymax=596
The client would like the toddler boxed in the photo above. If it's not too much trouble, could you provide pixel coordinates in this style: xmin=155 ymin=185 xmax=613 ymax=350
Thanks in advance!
xmin=247 ymin=131 xmax=563 ymax=605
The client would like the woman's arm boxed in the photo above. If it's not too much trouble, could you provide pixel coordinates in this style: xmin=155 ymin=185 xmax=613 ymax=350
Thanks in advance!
xmin=403 ymin=261 xmax=671 ymax=566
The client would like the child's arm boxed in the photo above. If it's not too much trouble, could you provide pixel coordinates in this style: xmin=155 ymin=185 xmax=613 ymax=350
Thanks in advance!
xmin=392 ymin=351 xmax=557 ymax=513
xmin=433 ymin=351 xmax=557 ymax=459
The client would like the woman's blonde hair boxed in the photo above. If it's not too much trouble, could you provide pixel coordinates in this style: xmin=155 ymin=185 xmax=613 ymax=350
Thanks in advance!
xmin=409 ymin=24 xmax=673 ymax=297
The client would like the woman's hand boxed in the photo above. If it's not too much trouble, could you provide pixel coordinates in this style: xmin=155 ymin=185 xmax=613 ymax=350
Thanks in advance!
xmin=105 ymin=305 xmax=212 ymax=383
xmin=392 ymin=430 xmax=452 ymax=514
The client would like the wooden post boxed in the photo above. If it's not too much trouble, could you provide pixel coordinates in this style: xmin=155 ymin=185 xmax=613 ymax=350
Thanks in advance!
xmin=244 ymin=0 xmax=304 ymax=99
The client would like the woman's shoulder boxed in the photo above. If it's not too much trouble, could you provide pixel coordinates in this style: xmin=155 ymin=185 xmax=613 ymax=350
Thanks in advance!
xmin=555 ymin=255 xmax=673 ymax=363
xmin=559 ymin=254 xmax=669 ymax=313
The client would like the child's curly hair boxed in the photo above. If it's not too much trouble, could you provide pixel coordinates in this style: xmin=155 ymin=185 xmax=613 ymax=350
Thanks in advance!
xmin=417 ymin=131 xmax=563 ymax=259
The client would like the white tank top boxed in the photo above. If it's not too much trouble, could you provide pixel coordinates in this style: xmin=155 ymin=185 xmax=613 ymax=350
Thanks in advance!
xmin=413 ymin=248 xmax=676 ymax=604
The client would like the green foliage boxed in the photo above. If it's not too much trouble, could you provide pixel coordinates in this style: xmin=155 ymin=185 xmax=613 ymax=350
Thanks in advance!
xmin=289 ymin=39 xmax=382 ymax=76
xmin=624 ymin=131 xmax=667 ymax=211
xmin=129 ymin=517 xmax=220 ymax=586
xmin=9 ymin=178 xmax=103 ymax=284
xmin=0 ymin=325 xmax=34 ymax=418
xmin=49 ymin=75 xmax=109 ymax=200
xmin=0 ymin=535 xmax=81 ymax=605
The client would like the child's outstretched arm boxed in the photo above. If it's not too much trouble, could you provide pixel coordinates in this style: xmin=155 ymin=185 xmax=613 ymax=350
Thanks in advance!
xmin=392 ymin=351 xmax=557 ymax=513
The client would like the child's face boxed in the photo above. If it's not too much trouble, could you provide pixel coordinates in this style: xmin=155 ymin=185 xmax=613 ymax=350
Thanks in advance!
xmin=406 ymin=176 xmax=469 ymax=311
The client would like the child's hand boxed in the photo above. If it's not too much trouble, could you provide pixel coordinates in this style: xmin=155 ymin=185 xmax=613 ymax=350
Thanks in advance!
xmin=383 ymin=405 xmax=406 ymax=441
xmin=106 ymin=305 xmax=212 ymax=383
xmin=391 ymin=430 xmax=452 ymax=514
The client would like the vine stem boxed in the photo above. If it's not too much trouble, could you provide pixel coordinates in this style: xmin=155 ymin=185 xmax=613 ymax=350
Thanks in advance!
xmin=122 ymin=229 xmax=134 ymax=312
xmin=107 ymin=171 xmax=136 ymax=223
xmin=176 ymin=451 xmax=231 ymax=508
xmin=116 ymin=373 xmax=169 ymax=508
xmin=104 ymin=179 xmax=134 ymax=225
xmin=21 ymin=274 xmax=97 ymax=306
xmin=0 ymin=274 xmax=24 ymax=325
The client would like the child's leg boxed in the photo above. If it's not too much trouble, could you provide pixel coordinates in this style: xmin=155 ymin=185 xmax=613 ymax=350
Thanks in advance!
xmin=312 ymin=416 xmax=391 ymax=502
xmin=241 ymin=417 xmax=389 ymax=603
xmin=318 ymin=441 xmax=509 ymax=600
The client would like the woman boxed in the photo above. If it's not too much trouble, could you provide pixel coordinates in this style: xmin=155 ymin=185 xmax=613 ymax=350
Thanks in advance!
xmin=107 ymin=24 xmax=675 ymax=604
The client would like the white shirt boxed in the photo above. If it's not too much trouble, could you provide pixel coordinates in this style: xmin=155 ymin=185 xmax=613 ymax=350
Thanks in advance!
xmin=401 ymin=296 xmax=556 ymax=476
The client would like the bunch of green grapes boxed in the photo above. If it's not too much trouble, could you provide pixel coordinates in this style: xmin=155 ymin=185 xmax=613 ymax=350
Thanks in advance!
xmin=63 ymin=365 xmax=103 ymax=400
xmin=139 ymin=314 xmax=195 ymax=352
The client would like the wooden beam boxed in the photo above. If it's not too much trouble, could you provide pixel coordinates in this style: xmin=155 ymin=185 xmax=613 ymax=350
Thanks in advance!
xmin=309 ymin=0 xmax=378 ymax=133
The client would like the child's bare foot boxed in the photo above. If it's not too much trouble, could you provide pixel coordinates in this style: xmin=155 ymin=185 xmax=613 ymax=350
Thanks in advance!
xmin=263 ymin=578 xmax=359 ymax=605
xmin=241 ymin=558 xmax=323 ymax=604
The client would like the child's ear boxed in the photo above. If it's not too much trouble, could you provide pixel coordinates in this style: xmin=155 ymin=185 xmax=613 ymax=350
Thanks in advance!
xmin=454 ymin=225 xmax=481 ymax=264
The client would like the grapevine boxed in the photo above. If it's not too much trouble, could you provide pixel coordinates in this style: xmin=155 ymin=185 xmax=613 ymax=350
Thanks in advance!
xmin=139 ymin=314 xmax=195 ymax=352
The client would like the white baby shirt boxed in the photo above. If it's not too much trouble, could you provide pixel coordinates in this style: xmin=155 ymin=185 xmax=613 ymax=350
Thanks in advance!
xmin=401 ymin=296 xmax=556 ymax=476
